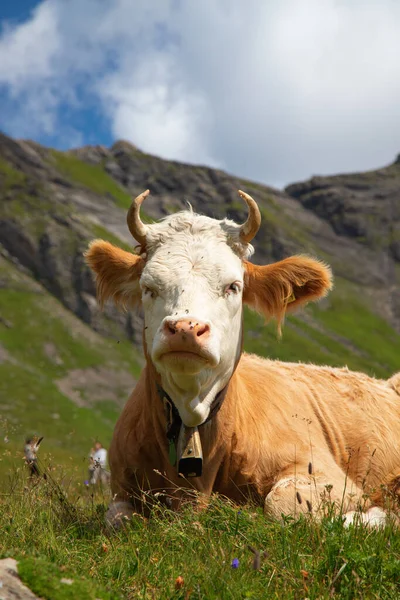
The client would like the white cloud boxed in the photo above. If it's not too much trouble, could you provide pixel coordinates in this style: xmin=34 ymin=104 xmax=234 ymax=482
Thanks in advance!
xmin=99 ymin=54 xmax=217 ymax=165
xmin=0 ymin=1 xmax=59 ymax=87
xmin=0 ymin=0 xmax=399 ymax=185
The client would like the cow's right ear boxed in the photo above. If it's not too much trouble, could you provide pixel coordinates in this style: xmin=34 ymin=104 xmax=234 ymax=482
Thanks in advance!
xmin=84 ymin=240 xmax=144 ymax=309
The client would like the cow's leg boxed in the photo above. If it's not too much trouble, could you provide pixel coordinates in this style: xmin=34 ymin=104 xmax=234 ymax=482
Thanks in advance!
xmin=264 ymin=461 xmax=372 ymax=523
xmin=342 ymin=506 xmax=387 ymax=528
xmin=106 ymin=499 xmax=136 ymax=529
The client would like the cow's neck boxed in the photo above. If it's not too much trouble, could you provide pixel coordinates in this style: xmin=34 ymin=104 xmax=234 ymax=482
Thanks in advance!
xmin=157 ymin=368 xmax=233 ymax=427
xmin=143 ymin=329 xmax=243 ymax=428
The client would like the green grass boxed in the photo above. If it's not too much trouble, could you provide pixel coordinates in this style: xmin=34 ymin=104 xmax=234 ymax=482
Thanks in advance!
xmin=243 ymin=278 xmax=400 ymax=379
xmin=309 ymin=282 xmax=400 ymax=376
xmin=0 ymin=156 xmax=74 ymax=240
xmin=18 ymin=556 xmax=114 ymax=600
xmin=51 ymin=151 xmax=132 ymax=209
xmin=1 ymin=474 xmax=399 ymax=599
xmin=0 ymin=157 xmax=27 ymax=188
xmin=91 ymin=223 xmax=135 ymax=253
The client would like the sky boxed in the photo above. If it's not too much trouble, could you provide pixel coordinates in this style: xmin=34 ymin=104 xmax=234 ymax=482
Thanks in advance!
xmin=0 ymin=1 xmax=400 ymax=188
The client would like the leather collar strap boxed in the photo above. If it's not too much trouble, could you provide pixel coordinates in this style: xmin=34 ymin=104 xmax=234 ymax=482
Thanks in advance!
xmin=156 ymin=382 xmax=228 ymax=447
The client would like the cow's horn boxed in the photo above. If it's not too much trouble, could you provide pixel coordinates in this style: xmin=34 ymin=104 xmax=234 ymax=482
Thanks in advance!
xmin=238 ymin=190 xmax=261 ymax=243
xmin=127 ymin=189 xmax=150 ymax=246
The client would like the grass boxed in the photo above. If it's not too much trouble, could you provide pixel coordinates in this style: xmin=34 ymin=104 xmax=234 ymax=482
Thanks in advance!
xmin=0 ymin=155 xmax=74 ymax=240
xmin=0 ymin=255 xmax=141 ymax=480
xmin=309 ymin=282 xmax=400 ymax=376
xmin=51 ymin=150 xmax=132 ymax=209
xmin=243 ymin=277 xmax=400 ymax=379
xmin=1 ymin=470 xmax=399 ymax=599
xmin=91 ymin=223 xmax=135 ymax=253
xmin=0 ymin=157 xmax=27 ymax=188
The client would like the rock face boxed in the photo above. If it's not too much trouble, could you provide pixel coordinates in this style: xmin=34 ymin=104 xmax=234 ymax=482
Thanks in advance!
xmin=0 ymin=130 xmax=399 ymax=343
xmin=0 ymin=558 xmax=41 ymax=600
xmin=285 ymin=166 xmax=400 ymax=327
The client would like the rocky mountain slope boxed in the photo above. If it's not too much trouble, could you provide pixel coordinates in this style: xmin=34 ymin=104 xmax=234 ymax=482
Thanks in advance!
xmin=0 ymin=131 xmax=399 ymax=476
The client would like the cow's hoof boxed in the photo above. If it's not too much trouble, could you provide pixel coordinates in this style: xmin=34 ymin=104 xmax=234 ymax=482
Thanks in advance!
xmin=105 ymin=501 xmax=135 ymax=530
xmin=343 ymin=506 xmax=387 ymax=528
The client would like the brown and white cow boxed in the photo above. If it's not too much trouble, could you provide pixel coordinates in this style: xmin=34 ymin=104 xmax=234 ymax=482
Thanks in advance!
xmin=85 ymin=190 xmax=400 ymax=527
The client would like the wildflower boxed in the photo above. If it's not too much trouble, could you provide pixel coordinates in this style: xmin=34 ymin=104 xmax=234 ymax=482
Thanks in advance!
xmin=231 ymin=558 xmax=239 ymax=569
xmin=101 ymin=542 xmax=108 ymax=553
xmin=300 ymin=569 xmax=309 ymax=579
xmin=84 ymin=480 xmax=89 ymax=486
xmin=175 ymin=576 xmax=184 ymax=590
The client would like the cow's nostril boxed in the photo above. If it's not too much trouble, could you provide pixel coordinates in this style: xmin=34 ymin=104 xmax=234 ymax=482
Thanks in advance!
xmin=196 ymin=324 xmax=210 ymax=337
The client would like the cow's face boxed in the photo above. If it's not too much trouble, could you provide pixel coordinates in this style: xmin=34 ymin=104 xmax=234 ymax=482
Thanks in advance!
xmin=85 ymin=190 xmax=332 ymax=426
xmin=139 ymin=213 xmax=250 ymax=423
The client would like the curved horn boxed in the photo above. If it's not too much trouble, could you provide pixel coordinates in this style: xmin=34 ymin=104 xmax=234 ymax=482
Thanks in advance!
xmin=237 ymin=190 xmax=261 ymax=243
xmin=127 ymin=189 xmax=150 ymax=246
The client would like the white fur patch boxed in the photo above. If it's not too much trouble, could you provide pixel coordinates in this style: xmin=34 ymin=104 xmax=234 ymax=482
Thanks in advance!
xmin=141 ymin=211 xmax=247 ymax=425
xmin=343 ymin=507 xmax=387 ymax=528
xmin=272 ymin=476 xmax=311 ymax=490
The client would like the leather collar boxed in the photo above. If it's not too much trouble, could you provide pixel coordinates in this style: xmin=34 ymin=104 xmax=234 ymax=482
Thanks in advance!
xmin=156 ymin=383 xmax=228 ymax=446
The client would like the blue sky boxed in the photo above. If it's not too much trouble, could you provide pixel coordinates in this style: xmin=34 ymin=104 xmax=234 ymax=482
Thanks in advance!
xmin=1 ymin=0 xmax=400 ymax=187
xmin=1 ymin=0 xmax=39 ymax=24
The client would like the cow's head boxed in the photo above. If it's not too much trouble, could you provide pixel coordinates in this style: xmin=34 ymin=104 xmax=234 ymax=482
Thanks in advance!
xmin=85 ymin=190 xmax=332 ymax=426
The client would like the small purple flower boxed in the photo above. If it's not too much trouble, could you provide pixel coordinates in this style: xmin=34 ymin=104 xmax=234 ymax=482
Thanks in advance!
xmin=84 ymin=480 xmax=89 ymax=486
xmin=231 ymin=558 xmax=239 ymax=569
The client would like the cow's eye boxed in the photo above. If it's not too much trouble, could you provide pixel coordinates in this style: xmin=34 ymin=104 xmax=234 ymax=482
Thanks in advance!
xmin=143 ymin=286 xmax=157 ymax=299
xmin=225 ymin=282 xmax=241 ymax=295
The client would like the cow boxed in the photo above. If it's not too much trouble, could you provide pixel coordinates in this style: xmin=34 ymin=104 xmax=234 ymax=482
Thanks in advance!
xmin=85 ymin=189 xmax=400 ymax=528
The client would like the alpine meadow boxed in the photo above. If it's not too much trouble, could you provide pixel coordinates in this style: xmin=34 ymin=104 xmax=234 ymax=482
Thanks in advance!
xmin=1 ymin=132 xmax=400 ymax=599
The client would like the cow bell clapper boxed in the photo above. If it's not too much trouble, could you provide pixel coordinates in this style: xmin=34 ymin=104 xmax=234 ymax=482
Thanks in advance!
xmin=177 ymin=425 xmax=203 ymax=478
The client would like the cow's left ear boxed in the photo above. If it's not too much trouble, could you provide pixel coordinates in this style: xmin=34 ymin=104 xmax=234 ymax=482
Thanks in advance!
xmin=243 ymin=256 xmax=333 ymax=325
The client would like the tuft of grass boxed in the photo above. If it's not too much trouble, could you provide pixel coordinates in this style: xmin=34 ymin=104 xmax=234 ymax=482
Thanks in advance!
xmin=18 ymin=556 xmax=115 ymax=600
xmin=0 ymin=472 xmax=399 ymax=599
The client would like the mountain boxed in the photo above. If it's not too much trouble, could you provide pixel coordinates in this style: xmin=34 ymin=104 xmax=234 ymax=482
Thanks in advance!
xmin=1 ymin=131 xmax=399 ymax=478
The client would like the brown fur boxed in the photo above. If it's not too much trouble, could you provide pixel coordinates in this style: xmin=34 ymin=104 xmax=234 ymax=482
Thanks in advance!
xmin=388 ymin=373 xmax=400 ymax=396
xmin=84 ymin=240 xmax=143 ymax=309
xmin=108 ymin=356 xmax=400 ymax=520
xmin=85 ymin=240 xmax=400 ymax=523
xmin=243 ymin=257 xmax=333 ymax=330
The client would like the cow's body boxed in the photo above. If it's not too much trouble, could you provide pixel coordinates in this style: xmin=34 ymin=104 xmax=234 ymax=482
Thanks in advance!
xmin=109 ymin=354 xmax=400 ymax=521
xmin=85 ymin=190 xmax=400 ymax=527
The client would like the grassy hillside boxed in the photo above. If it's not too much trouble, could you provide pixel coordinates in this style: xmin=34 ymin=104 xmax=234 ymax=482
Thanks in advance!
xmin=1 ymin=140 xmax=400 ymax=485
xmin=1 ymin=135 xmax=400 ymax=599
xmin=0 ymin=253 xmax=141 ymax=481
xmin=2 ymin=195 xmax=400 ymax=483
xmin=245 ymin=276 xmax=400 ymax=379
